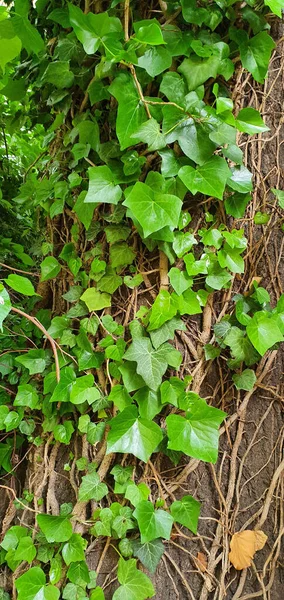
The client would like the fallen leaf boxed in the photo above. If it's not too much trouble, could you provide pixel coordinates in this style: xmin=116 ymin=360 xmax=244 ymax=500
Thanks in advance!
xmin=229 ymin=530 xmax=267 ymax=570
xmin=195 ymin=552 xmax=207 ymax=572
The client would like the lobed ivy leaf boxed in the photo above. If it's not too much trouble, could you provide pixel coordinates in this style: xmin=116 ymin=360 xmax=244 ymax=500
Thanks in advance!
xmin=84 ymin=166 xmax=122 ymax=205
xmin=107 ymin=406 xmax=163 ymax=462
xmin=170 ymin=495 xmax=201 ymax=534
xmin=179 ymin=157 xmax=230 ymax=200
xmin=15 ymin=566 xmax=60 ymax=600
xmin=134 ymin=501 xmax=173 ymax=543
xmin=113 ymin=558 xmax=155 ymax=600
xmin=36 ymin=515 xmax=73 ymax=543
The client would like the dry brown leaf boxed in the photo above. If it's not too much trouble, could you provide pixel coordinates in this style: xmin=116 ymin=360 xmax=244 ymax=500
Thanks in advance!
xmin=195 ymin=552 xmax=207 ymax=572
xmin=229 ymin=530 xmax=267 ymax=570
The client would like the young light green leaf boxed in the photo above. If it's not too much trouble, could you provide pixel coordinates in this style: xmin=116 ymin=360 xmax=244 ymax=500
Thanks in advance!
xmin=0 ymin=288 xmax=11 ymax=331
xmin=131 ymin=119 xmax=166 ymax=151
xmin=239 ymin=31 xmax=275 ymax=83
xmin=78 ymin=471 xmax=108 ymax=502
xmin=123 ymin=338 xmax=169 ymax=390
xmin=80 ymin=288 xmax=111 ymax=311
xmin=84 ymin=166 xmax=122 ymax=205
xmin=236 ymin=108 xmax=269 ymax=135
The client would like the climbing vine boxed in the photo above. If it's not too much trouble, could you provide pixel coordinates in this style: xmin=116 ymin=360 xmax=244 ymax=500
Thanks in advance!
xmin=0 ymin=0 xmax=284 ymax=598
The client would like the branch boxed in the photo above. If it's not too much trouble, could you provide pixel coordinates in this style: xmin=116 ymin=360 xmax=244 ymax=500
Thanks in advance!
xmin=11 ymin=307 xmax=60 ymax=383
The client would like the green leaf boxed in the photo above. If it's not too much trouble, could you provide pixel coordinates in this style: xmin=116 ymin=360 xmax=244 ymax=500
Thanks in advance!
xmin=170 ymin=495 xmax=200 ymax=534
xmin=133 ymin=501 xmax=173 ymax=543
xmin=74 ymin=191 xmax=96 ymax=230
xmin=148 ymin=290 xmax=177 ymax=331
xmin=134 ymin=21 xmax=164 ymax=45
xmin=138 ymin=46 xmax=172 ymax=77
xmin=218 ymin=246 xmax=244 ymax=274
xmin=132 ymin=119 xmax=166 ymax=151
xmin=62 ymin=534 xmax=87 ymax=566
xmin=236 ymin=108 xmax=269 ymax=135
xmin=109 ymin=73 xmax=147 ymax=150
xmin=123 ymin=338 xmax=169 ymax=391
xmin=125 ymin=482 xmax=150 ymax=507
xmin=14 ymin=536 xmax=36 ymax=564
xmin=179 ymin=157 xmax=230 ymax=200
xmin=224 ymin=192 xmax=251 ymax=218
xmin=36 ymin=515 xmax=73 ymax=543
xmin=16 ymin=349 xmax=48 ymax=375
xmin=271 ymin=188 xmax=284 ymax=209
xmin=264 ymin=0 xmax=283 ymax=17
xmin=169 ymin=268 xmax=192 ymax=296
xmin=0 ymin=35 xmax=21 ymax=72
xmin=166 ymin=399 xmax=226 ymax=463
xmin=84 ymin=166 xmax=122 ymax=205
xmin=80 ymin=288 xmax=111 ymax=311
xmin=227 ymin=166 xmax=253 ymax=193
xmin=178 ymin=55 xmax=220 ymax=91
xmin=40 ymin=257 xmax=61 ymax=282
xmin=50 ymin=367 xmax=76 ymax=403
xmin=49 ymin=555 xmax=63 ymax=585
xmin=78 ymin=471 xmax=108 ymax=502
xmin=110 ymin=242 xmax=136 ymax=269
xmin=162 ymin=105 xmax=215 ymax=165
xmin=123 ymin=182 xmax=182 ymax=238
xmin=132 ymin=539 xmax=164 ymax=574
xmin=70 ymin=375 xmax=100 ymax=405
xmin=15 ymin=567 xmax=60 ymax=600
xmin=113 ymin=558 xmax=155 ymax=600
xmin=1 ymin=526 xmax=28 ymax=551
xmin=239 ymin=31 xmax=275 ymax=83
xmin=232 ymin=369 xmax=256 ymax=391
xmin=14 ymin=384 xmax=39 ymax=409
xmin=107 ymin=406 xmax=163 ymax=462
xmin=67 ymin=561 xmax=90 ymax=586
xmin=247 ymin=312 xmax=283 ymax=356
xmin=149 ymin=316 xmax=186 ymax=349
xmin=0 ymin=288 xmax=11 ymax=331
xmin=4 ymin=274 xmax=36 ymax=296
xmin=43 ymin=61 xmax=74 ymax=89
xmin=11 ymin=14 xmax=44 ymax=55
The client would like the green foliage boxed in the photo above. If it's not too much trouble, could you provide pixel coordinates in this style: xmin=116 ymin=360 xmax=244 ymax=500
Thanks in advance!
xmin=0 ymin=2 xmax=283 ymax=598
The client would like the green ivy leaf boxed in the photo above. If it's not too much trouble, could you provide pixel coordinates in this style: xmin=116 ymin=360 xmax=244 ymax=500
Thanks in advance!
xmin=14 ymin=536 xmax=36 ymax=564
xmin=247 ymin=312 xmax=283 ymax=355
xmin=125 ymin=482 xmax=150 ymax=507
xmin=4 ymin=274 xmax=36 ymax=296
xmin=123 ymin=182 xmax=182 ymax=238
xmin=14 ymin=384 xmax=39 ymax=409
xmin=123 ymin=338 xmax=169 ymax=390
xmin=170 ymin=495 xmax=200 ymax=534
xmin=271 ymin=188 xmax=284 ymax=209
xmin=148 ymin=290 xmax=177 ymax=331
xmin=133 ymin=501 xmax=173 ymax=543
xmin=138 ymin=46 xmax=172 ymax=77
xmin=264 ymin=0 xmax=283 ymax=17
xmin=15 ymin=567 xmax=60 ymax=600
xmin=80 ymin=288 xmax=111 ymax=311
xmin=113 ymin=558 xmax=155 ymax=600
xmin=109 ymin=73 xmax=147 ymax=150
xmin=236 ymin=108 xmax=269 ymax=135
xmin=149 ymin=316 xmax=186 ymax=349
xmin=62 ymin=535 xmax=87 ymax=566
xmin=134 ymin=21 xmax=164 ymax=45
xmin=84 ymin=166 xmax=122 ymax=205
xmin=40 ymin=257 xmax=61 ymax=282
xmin=0 ymin=288 xmax=11 ymax=330
xmin=16 ymin=349 xmax=48 ymax=375
xmin=179 ymin=157 xmax=230 ymax=200
xmin=132 ymin=539 xmax=164 ymax=574
xmin=36 ymin=515 xmax=73 ymax=543
xmin=107 ymin=406 xmax=163 ymax=462
xmin=232 ymin=369 xmax=256 ymax=391
xmin=12 ymin=14 xmax=44 ymax=55
xmin=166 ymin=399 xmax=226 ymax=463
xmin=78 ymin=471 xmax=108 ymax=502
xmin=132 ymin=119 xmax=166 ymax=151
xmin=239 ymin=31 xmax=275 ymax=83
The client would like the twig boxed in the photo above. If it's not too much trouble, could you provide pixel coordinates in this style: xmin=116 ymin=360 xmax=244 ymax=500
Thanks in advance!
xmin=0 ymin=263 xmax=39 ymax=277
xmin=11 ymin=307 xmax=60 ymax=382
